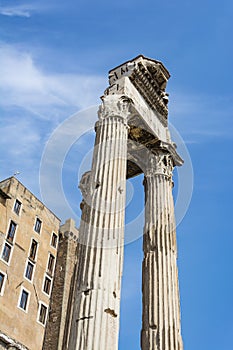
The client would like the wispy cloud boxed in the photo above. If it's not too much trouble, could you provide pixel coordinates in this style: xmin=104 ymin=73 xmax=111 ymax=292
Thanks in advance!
xmin=0 ymin=4 xmax=37 ymax=18
xmin=1 ymin=115 xmax=40 ymax=157
xmin=1 ymin=42 xmax=231 ymax=143
xmin=1 ymin=41 xmax=231 ymax=202
xmin=0 ymin=109 xmax=43 ymax=194
xmin=0 ymin=43 xmax=106 ymax=119
xmin=0 ymin=43 xmax=106 ymax=196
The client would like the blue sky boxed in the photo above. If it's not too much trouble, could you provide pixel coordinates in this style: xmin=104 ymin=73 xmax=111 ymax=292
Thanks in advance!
xmin=0 ymin=0 xmax=233 ymax=349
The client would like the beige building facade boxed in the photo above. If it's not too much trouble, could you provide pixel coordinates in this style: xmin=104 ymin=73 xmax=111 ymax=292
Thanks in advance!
xmin=0 ymin=177 xmax=60 ymax=350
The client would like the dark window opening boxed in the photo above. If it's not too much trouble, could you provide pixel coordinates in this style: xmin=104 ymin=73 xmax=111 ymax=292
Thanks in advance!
xmin=51 ymin=232 xmax=58 ymax=248
xmin=2 ymin=243 xmax=12 ymax=263
xmin=43 ymin=276 xmax=52 ymax=295
xmin=19 ymin=289 xmax=29 ymax=311
xmin=13 ymin=199 xmax=21 ymax=215
xmin=0 ymin=272 xmax=5 ymax=294
xmin=6 ymin=221 xmax=17 ymax=243
xmin=25 ymin=261 xmax=34 ymax=281
xmin=38 ymin=304 xmax=47 ymax=325
xmin=34 ymin=218 xmax=42 ymax=234
xmin=29 ymin=239 xmax=38 ymax=261
xmin=47 ymin=254 xmax=55 ymax=275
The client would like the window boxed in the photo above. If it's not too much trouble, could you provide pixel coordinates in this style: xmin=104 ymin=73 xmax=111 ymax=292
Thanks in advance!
xmin=13 ymin=199 xmax=21 ymax=215
xmin=51 ymin=232 xmax=58 ymax=248
xmin=47 ymin=254 xmax=55 ymax=275
xmin=19 ymin=289 xmax=29 ymax=311
xmin=43 ymin=275 xmax=52 ymax=295
xmin=0 ymin=273 xmax=4 ymax=292
xmin=38 ymin=303 xmax=48 ymax=325
xmin=29 ymin=239 xmax=38 ymax=261
xmin=25 ymin=261 xmax=34 ymax=281
xmin=0 ymin=272 xmax=6 ymax=295
xmin=1 ymin=243 xmax=12 ymax=263
xmin=34 ymin=218 xmax=42 ymax=234
xmin=6 ymin=221 xmax=17 ymax=243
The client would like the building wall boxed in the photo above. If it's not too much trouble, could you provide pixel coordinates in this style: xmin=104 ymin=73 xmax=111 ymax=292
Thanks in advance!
xmin=0 ymin=177 xmax=60 ymax=350
xmin=43 ymin=219 xmax=78 ymax=350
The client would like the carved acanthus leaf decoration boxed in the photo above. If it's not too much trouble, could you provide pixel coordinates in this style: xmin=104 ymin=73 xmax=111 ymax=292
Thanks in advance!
xmin=78 ymin=171 xmax=92 ymax=203
xmin=98 ymin=94 xmax=132 ymax=121
xmin=145 ymin=151 xmax=174 ymax=179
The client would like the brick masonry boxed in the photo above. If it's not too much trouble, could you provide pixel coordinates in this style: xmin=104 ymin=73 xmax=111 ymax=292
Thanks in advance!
xmin=43 ymin=219 xmax=78 ymax=350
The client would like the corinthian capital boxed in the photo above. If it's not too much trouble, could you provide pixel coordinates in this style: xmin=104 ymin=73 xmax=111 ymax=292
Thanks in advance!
xmin=145 ymin=151 xmax=174 ymax=180
xmin=98 ymin=94 xmax=132 ymax=121
xmin=78 ymin=171 xmax=92 ymax=203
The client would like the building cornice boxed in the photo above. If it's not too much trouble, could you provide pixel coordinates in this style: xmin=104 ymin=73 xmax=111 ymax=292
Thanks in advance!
xmin=108 ymin=55 xmax=170 ymax=126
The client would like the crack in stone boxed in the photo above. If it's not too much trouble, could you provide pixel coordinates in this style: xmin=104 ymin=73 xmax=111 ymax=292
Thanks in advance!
xmin=76 ymin=316 xmax=94 ymax=322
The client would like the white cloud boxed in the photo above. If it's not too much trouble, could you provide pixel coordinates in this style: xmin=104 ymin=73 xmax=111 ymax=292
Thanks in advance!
xmin=0 ymin=4 xmax=37 ymax=18
xmin=1 ymin=117 xmax=40 ymax=157
xmin=0 ymin=43 xmax=106 ymax=119
xmin=1 ymin=41 xmax=231 ymax=202
xmin=0 ymin=112 xmax=43 ymax=193
xmin=0 ymin=43 xmax=106 ymax=197
xmin=2 ymin=42 xmax=231 ymax=143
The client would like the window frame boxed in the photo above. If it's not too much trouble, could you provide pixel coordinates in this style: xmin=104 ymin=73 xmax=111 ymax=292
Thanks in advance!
xmin=6 ymin=220 xmax=17 ymax=244
xmin=24 ymin=259 xmax=35 ymax=282
xmin=0 ymin=270 xmax=7 ymax=296
xmin=28 ymin=238 xmax=39 ymax=262
xmin=37 ymin=301 xmax=48 ymax=326
xmin=50 ymin=232 xmax=58 ymax=249
xmin=13 ymin=199 xmax=22 ymax=216
xmin=18 ymin=287 xmax=30 ymax=313
xmin=47 ymin=253 xmax=55 ymax=276
xmin=43 ymin=274 xmax=52 ymax=296
xmin=34 ymin=217 xmax=42 ymax=234
xmin=1 ymin=242 xmax=13 ymax=265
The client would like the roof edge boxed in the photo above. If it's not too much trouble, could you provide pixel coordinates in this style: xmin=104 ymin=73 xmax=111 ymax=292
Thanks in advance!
xmin=0 ymin=176 xmax=61 ymax=222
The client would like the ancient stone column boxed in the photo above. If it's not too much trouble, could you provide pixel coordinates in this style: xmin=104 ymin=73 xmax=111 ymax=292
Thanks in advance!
xmin=141 ymin=150 xmax=183 ymax=350
xmin=69 ymin=94 xmax=131 ymax=350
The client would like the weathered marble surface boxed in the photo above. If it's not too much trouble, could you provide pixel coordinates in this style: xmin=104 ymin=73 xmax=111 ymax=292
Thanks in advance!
xmin=69 ymin=56 xmax=184 ymax=350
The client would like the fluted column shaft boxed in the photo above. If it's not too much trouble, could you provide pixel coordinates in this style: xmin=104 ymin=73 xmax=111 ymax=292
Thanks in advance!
xmin=141 ymin=151 xmax=183 ymax=350
xmin=69 ymin=95 xmax=131 ymax=350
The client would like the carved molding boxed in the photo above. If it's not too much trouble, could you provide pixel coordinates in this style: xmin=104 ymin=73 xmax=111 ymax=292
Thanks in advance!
xmin=129 ymin=63 xmax=169 ymax=125
xmin=108 ymin=56 xmax=170 ymax=125
xmin=127 ymin=138 xmax=183 ymax=180
xmin=98 ymin=94 xmax=132 ymax=121
xmin=144 ymin=150 xmax=174 ymax=180
xmin=78 ymin=171 xmax=92 ymax=203
xmin=159 ymin=140 xmax=184 ymax=166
